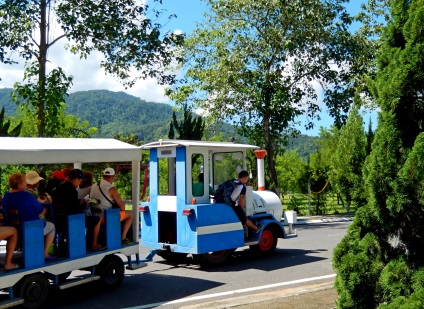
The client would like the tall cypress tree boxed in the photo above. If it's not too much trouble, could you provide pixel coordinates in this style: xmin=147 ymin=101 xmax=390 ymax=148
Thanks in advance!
xmin=365 ymin=118 xmax=374 ymax=156
xmin=168 ymin=105 xmax=205 ymax=140
xmin=333 ymin=1 xmax=424 ymax=307
xmin=0 ymin=106 xmax=22 ymax=137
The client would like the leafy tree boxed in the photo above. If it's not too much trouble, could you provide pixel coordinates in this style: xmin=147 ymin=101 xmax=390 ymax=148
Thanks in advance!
xmin=12 ymin=63 xmax=73 ymax=137
xmin=15 ymin=102 xmax=96 ymax=138
xmin=307 ymin=150 xmax=331 ymax=215
xmin=316 ymin=126 xmax=346 ymax=207
xmin=0 ymin=0 xmax=184 ymax=137
xmin=166 ymin=0 xmax=372 ymax=195
xmin=168 ymin=105 xmax=205 ymax=140
xmin=316 ymin=126 xmax=341 ymax=167
xmin=275 ymin=150 xmax=305 ymax=194
xmin=334 ymin=0 xmax=424 ymax=307
xmin=331 ymin=106 xmax=366 ymax=212
xmin=0 ymin=106 xmax=22 ymax=136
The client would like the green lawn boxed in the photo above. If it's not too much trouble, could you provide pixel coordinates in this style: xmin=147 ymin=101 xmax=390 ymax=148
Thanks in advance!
xmin=282 ymin=192 xmax=357 ymax=216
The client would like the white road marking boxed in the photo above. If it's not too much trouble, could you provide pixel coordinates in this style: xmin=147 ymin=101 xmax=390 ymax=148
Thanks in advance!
xmin=125 ymin=274 xmax=336 ymax=309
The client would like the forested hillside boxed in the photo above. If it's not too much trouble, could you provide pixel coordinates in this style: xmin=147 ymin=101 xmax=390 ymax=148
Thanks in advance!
xmin=0 ymin=88 xmax=320 ymax=155
xmin=287 ymin=134 xmax=321 ymax=160
xmin=66 ymin=90 xmax=173 ymax=140
xmin=0 ymin=88 xmax=239 ymax=142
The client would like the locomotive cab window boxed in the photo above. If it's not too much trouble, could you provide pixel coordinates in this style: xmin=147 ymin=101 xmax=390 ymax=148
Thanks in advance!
xmin=212 ymin=152 xmax=244 ymax=188
xmin=157 ymin=147 xmax=176 ymax=196
xmin=192 ymin=153 xmax=204 ymax=197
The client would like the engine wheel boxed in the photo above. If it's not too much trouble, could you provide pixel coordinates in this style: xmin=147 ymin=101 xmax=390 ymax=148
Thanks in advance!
xmin=250 ymin=226 xmax=278 ymax=256
xmin=96 ymin=254 xmax=125 ymax=289
xmin=17 ymin=273 xmax=49 ymax=309
xmin=202 ymin=249 xmax=235 ymax=266
xmin=157 ymin=251 xmax=188 ymax=263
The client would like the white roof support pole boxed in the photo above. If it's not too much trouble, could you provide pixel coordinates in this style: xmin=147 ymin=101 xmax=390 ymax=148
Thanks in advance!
xmin=131 ymin=159 xmax=141 ymax=242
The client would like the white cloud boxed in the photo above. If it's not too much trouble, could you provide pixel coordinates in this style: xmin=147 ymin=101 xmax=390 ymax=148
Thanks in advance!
xmin=0 ymin=11 xmax=170 ymax=104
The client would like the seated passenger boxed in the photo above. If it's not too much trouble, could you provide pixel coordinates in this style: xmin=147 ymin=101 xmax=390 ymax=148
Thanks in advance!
xmin=193 ymin=173 xmax=216 ymax=197
xmin=62 ymin=168 xmax=72 ymax=180
xmin=26 ymin=171 xmax=51 ymax=203
xmin=0 ymin=226 xmax=19 ymax=271
xmin=44 ymin=170 xmax=66 ymax=196
xmin=77 ymin=171 xmax=93 ymax=200
xmin=90 ymin=168 xmax=134 ymax=245
xmin=2 ymin=173 xmax=56 ymax=261
xmin=52 ymin=169 xmax=105 ymax=251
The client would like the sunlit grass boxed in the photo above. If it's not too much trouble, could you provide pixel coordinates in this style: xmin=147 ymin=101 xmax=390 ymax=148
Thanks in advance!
xmin=282 ymin=193 xmax=357 ymax=216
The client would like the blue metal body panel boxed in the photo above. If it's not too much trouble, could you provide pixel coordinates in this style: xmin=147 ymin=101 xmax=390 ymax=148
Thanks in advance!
xmin=22 ymin=220 xmax=44 ymax=268
xmin=248 ymin=216 xmax=287 ymax=239
xmin=142 ymin=148 xmax=159 ymax=243
xmin=67 ymin=214 xmax=86 ymax=258
xmin=176 ymin=147 xmax=186 ymax=247
xmin=105 ymin=209 xmax=121 ymax=250
xmin=195 ymin=203 xmax=239 ymax=225
xmin=197 ymin=230 xmax=243 ymax=252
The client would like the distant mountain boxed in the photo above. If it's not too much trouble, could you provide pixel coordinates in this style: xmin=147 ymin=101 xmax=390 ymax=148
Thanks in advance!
xmin=65 ymin=90 xmax=175 ymax=141
xmin=0 ymin=88 xmax=238 ymax=142
xmin=287 ymin=134 xmax=321 ymax=160
xmin=0 ymin=88 xmax=320 ymax=156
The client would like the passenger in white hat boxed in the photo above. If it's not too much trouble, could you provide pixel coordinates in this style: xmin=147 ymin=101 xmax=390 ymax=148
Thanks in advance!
xmin=90 ymin=168 xmax=134 ymax=245
xmin=25 ymin=171 xmax=51 ymax=203
xmin=26 ymin=171 xmax=44 ymax=185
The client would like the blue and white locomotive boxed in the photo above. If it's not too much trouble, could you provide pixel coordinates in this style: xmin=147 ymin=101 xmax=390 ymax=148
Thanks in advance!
xmin=140 ymin=140 xmax=296 ymax=264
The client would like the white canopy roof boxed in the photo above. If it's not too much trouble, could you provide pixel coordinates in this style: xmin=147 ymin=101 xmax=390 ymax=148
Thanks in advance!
xmin=141 ymin=139 xmax=260 ymax=152
xmin=0 ymin=137 xmax=142 ymax=164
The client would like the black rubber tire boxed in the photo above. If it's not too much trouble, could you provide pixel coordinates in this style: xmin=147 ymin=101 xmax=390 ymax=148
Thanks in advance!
xmin=95 ymin=254 xmax=125 ymax=289
xmin=17 ymin=273 xmax=50 ymax=309
xmin=250 ymin=226 xmax=278 ymax=256
xmin=157 ymin=251 xmax=188 ymax=263
xmin=202 ymin=249 xmax=235 ymax=266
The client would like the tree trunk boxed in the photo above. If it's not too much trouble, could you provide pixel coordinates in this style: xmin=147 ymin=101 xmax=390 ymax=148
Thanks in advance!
xmin=38 ymin=0 xmax=48 ymax=137
xmin=263 ymin=115 xmax=280 ymax=196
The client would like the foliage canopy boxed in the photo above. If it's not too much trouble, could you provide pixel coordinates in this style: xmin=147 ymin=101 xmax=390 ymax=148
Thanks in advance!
xmin=167 ymin=0 xmax=373 ymax=195
xmin=0 ymin=0 xmax=184 ymax=136
xmin=333 ymin=0 xmax=424 ymax=307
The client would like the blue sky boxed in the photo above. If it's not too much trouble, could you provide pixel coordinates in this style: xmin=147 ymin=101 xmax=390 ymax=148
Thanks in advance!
xmin=0 ymin=0 xmax=377 ymax=137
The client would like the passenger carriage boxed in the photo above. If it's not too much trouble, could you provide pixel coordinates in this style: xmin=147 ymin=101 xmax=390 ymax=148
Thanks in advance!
xmin=0 ymin=137 xmax=145 ymax=308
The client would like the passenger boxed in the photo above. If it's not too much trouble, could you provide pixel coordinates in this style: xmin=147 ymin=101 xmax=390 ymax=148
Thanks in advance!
xmin=25 ymin=171 xmax=51 ymax=202
xmin=0 ymin=226 xmax=19 ymax=271
xmin=44 ymin=170 xmax=66 ymax=196
xmin=52 ymin=169 xmax=105 ymax=251
xmin=229 ymin=170 xmax=262 ymax=233
xmin=62 ymin=168 xmax=72 ymax=181
xmin=90 ymin=168 xmax=134 ymax=245
xmin=193 ymin=173 xmax=216 ymax=197
xmin=77 ymin=171 xmax=93 ymax=200
xmin=2 ymin=173 xmax=56 ymax=261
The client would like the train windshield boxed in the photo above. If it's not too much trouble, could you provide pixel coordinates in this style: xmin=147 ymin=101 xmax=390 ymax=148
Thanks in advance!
xmin=212 ymin=151 xmax=244 ymax=187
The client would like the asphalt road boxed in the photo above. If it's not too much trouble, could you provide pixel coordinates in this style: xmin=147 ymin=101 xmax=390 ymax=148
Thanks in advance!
xmin=43 ymin=220 xmax=350 ymax=309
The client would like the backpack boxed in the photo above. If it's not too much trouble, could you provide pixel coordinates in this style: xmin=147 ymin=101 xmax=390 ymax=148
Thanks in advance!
xmin=214 ymin=179 xmax=241 ymax=206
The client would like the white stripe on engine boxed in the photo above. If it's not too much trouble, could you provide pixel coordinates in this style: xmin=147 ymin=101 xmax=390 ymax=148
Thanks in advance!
xmin=196 ymin=222 xmax=243 ymax=235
